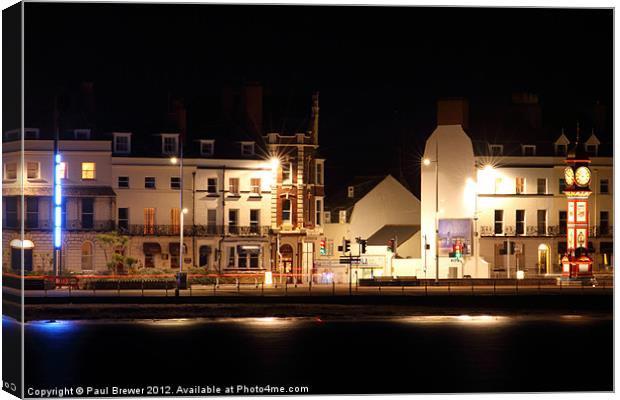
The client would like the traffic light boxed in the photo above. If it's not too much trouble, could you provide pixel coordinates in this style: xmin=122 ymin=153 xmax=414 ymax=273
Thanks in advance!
xmin=344 ymin=239 xmax=351 ymax=253
xmin=319 ymin=239 xmax=326 ymax=256
xmin=453 ymin=242 xmax=462 ymax=260
xmin=360 ymin=239 xmax=367 ymax=254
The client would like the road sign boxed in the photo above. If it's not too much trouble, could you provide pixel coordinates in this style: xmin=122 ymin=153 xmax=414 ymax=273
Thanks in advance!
xmin=340 ymin=256 xmax=361 ymax=264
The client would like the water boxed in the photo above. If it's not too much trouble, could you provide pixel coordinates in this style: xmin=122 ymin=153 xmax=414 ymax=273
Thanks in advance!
xmin=9 ymin=314 xmax=613 ymax=394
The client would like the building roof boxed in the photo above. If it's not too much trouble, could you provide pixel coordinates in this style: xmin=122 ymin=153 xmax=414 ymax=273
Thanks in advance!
xmin=324 ymin=175 xmax=387 ymax=220
xmin=367 ymin=224 xmax=420 ymax=246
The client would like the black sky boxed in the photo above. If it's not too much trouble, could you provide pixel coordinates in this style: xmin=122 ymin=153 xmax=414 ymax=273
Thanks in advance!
xmin=23 ymin=3 xmax=613 ymax=196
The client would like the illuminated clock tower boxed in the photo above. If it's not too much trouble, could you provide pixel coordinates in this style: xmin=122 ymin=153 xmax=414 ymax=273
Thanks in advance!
xmin=561 ymin=129 xmax=593 ymax=279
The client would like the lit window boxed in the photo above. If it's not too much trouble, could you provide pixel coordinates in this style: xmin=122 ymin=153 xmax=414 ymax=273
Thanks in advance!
xmin=81 ymin=162 xmax=96 ymax=180
xmin=229 ymin=178 xmax=239 ymax=195
xmin=339 ymin=210 xmax=347 ymax=224
xmin=171 ymin=208 xmax=180 ymax=234
xmin=515 ymin=177 xmax=525 ymax=194
xmin=27 ymin=162 xmax=40 ymax=180
xmin=4 ymin=163 xmax=17 ymax=180
xmin=58 ymin=162 xmax=67 ymax=180
xmin=250 ymin=178 xmax=261 ymax=194
xmin=281 ymin=161 xmax=292 ymax=183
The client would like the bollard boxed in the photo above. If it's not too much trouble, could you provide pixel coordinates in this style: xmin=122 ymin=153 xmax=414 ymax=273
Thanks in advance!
xmin=255 ymin=278 xmax=259 ymax=289
xmin=190 ymin=285 xmax=193 ymax=297
xmin=493 ymin=279 xmax=496 ymax=296
xmin=425 ymin=281 xmax=428 ymax=296
xmin=261 ymin=282 xmax=264 ymax=296
xmin=236 ymin=278 xmax=240 ymax=293
xmin=515 ymin=278 xmax=518 ymax=294
xmin=378 ymin=283 xmax=381 ymax=296
xmin=332 ymin=280 xmax=335 ymax=296
xmin=213 ymin=281 xmax=217 ymax=295
xmin=117 ymin=280 xmax=121 ymax=296
xmin=166 ymin=286 xmax=168 ymax=297
xmin=538 ymin=279 xmax=541 ymax=293
xmin=471 ymin=280 xmax=474 ymax=295
xmin=141 ymin=280 xmax=144 ymax=297
xmin=285 ymin=280 xmax=288 ymax=296
xmin=448 ymin=282 xmax=450 ymax=295
xmin=216 ymin=277 xmax=220 ymax=289
xmin=581 ymin=280 xmax=584 ymax=295
xmin=68 ymin=284 xmax=71 ymax=297
xmin=560 ymin=279 xmax=562 ymax=293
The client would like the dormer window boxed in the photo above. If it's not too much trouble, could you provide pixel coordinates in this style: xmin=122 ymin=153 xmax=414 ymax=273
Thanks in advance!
xmin=241 ymin=142 xmax=255 ymax=156
xmin=24 ymin=128 xmax=40 ymax=139
xmin=161 ymin=134 xmax=179 ymax=155
xmin=113 ymin=133 xmax=131 ymax=154
xmin=555 ymin=144 xmax=567 ymax=156
xmin=200 ymin=140 xmax=214 ymax=156
xmin=489 ymin=144 xmax=503 ymax=156
xmin=586 ymin=144 xmax=598 ymax=156
xmin=74 ymin=129 xmax=91 ymax=140
xmin=347 ymin=186 xmax=355 ymax=198
xmin=522 ymin=145 xmax=536 ymax=156
xmin=4 ymin=130 xmax=20 ymax=141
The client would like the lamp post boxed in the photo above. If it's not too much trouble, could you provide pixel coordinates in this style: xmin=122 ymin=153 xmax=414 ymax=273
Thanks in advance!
xmin=423 ymin=139 xmax=439 ymax=283
xmin=171 ymin=151 xmax=185 ymax=295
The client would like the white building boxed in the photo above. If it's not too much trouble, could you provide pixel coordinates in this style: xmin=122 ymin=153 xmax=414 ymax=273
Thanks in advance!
xmin=420 ymin=97 xmax=613 ymax=279
xmin=321 ymin=175 xmax=421 ymax=281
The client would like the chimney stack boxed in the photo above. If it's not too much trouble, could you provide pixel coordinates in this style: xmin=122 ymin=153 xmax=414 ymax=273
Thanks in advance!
xmin=437 ymin=98 xmax=469 ymax=129
xmin=311 ymin=91 xmax=319 ymax=145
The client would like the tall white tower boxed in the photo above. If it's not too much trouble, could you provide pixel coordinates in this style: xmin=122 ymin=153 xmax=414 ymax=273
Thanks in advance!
xmin=421 ymin=99 xmax=478 ymax=279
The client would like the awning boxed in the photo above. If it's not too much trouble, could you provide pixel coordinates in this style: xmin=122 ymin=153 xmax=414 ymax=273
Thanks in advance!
xmin=367 ymin=225 xmax=420 ymax=246
xmin=3 ymin=185 xmax=116 ymax=197
xmin=10 ymin=239 xmax=34 ymax=249
xmin=169 ymin=243 xmax=188 ymax=255
xmin=143 ymin=242 xmax=162 ymax=254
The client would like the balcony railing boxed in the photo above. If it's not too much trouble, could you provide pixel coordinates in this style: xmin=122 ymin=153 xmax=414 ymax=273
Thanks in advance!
xmin=124 ymin=224 xmax=271 ymax=237
xmin=480 ymin=225 xmax=614 ymax=238
xmin=2 ymin=219 xmax=115 ymax=231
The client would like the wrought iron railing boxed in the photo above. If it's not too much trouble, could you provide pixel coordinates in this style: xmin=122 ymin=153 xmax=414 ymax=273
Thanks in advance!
xmin=124 ymin=224 xmax=270 ymax=237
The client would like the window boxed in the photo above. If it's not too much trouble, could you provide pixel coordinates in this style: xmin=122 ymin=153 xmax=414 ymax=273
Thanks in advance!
xmin=27 ymin=162 xmax=40 ymax=180
xmin=559 ymin=211 xmax=567 ymax=235
xmin=81 ymin=162 xmax=96 ymax=180
xmin=241 ymin=142 xmax=254 ymax=156
xmin=537 ymin=178 xmax=547 ymax=195
xmin=489 ymin=145 xmax=503 ymax=156
xmin=145 ymin=177 xmax=156 ymax=189
xmin=199 ymin=245 xmax=212 ymax=268
xmin=4 ymin=163 xmax=17 ymax=180
xmin=282 ymin=199 xmax=292 ymax=223
xmin=250 ymin=209 xmax=260 ymax=233
xmin=162 ymin=135 xmax=178 ymax=155
xmin=515 ymin=177 xmax=525 ymax=194
xmin=324 ymin=211 xmax=331 ymax=223
xmin=348 ymin=186 xmax=355 ymax=198
xmin=200 ymin=140 xmax=214 ymax=156
xmin=586 ymin=144 xmax=598 ymax=156
xmin=143 ymin=208 xmax=155 ymax=235
xmin=228 ymin=209 xmax=239 ymax=234
xmin=207 ymin=178 xmax=217 ymax=194
xmin=600 ymin=211 xmax=609 ymax=235
xmin=82 ymin=198 xmax=94 ymax=229
xmin=5 ymin=197 xmax=18 ymax=228
xmin=74 ymin=129 xmax=91 ymax=140
xmin=81 ymin=242 xmax=93 ymax=270
xmin=250 ymin=178 xmax=261 ymax=195
xmin=494 ymin=210 xmax=504 ymax=235
xmin=229 ymin=178 xmax=239 ymax=195
xmin=600 ymin=179 xmax=609 ymax=194
xmin=516 ymin=210 xmax=525 ymax=235
xmin=339 ymin=210 xmax=347 ymax=224
xmin=281 ymin=161 xmax=292 ymax=183
xmin=207 ymin=209 xmax=217 ymax=234
xmin=24 ymin=128 xmax=40 ymax=140
xmin=170 ymin=177 xmax=181 ymax=190
xmin=118 ymin=176 xmax=129 ymax=188
xmin=316 ymin=162 xmax=323 ymax=185
xmin=555 ymin=144 xmax=567 ymax=156
xmin=537 ymin=210 xmax=547 ymax=236
xmin=26 ymin=197 xmax=39 ymax=228
xmin=228 ymin=246 xmax=236 ymax=268
xmin=316 ymin=199 xmax=322 ymax=226
xmin=118 ymin=208 xmax=129 ymax=232
xmin=522 ymin=145 xmax=536 ymax=156
xmin=4 ymin=130 xmax=19 ymax=141
xmin=559 ymin=179 xmax=566 ymax=193
xmin=113 ymin=133 xmax=131 ymax=153
xmin=58 ymin=162 xmax=67 ymax=180
xmin=171 ymin=208 xmax=180 ymax=234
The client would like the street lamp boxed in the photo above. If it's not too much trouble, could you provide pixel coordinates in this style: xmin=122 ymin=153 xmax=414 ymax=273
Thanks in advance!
xmin=171 ymin=146 xmax=184 ymax=295
xmin=423 ymin=139 xmax=440 ymax=283
xmin=180 ymin=207 xmax=188 ymax=273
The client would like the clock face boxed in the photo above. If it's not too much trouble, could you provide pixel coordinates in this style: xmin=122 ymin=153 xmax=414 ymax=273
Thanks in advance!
xmin=564 ymin=167 xmax=575 ymax=186
xmin=575 ymin=166 xmax=591 ymax=186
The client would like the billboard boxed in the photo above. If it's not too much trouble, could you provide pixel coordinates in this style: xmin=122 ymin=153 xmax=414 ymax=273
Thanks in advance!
xmin=438 ymin=218 xmax=473 ymax=256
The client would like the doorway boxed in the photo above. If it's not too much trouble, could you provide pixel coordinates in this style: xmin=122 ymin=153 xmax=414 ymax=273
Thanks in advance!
xmin=279 ymin=244 xmax=295 ymax=282
xmin=538 ymin=244 xmax=550 ymax=275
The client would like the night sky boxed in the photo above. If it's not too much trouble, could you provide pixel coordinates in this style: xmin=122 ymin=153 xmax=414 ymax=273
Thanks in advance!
xmin=23 ymin=4 xmax=613 ymax=196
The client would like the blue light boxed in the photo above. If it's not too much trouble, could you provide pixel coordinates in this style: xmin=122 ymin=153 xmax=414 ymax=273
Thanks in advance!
xmin=54 ymin=226 xmax=61 ymax=248
xmin=55 ymin=207 xmax=61 ymax=226
xmin=55 ymin=185 xmax=61 ymax=205
xmin=55 ymin=154 xmax=61 ymax=163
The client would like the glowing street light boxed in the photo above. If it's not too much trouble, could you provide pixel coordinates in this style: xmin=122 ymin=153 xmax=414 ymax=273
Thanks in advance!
xmin=423 ymin=141 xmax=439 ymax=283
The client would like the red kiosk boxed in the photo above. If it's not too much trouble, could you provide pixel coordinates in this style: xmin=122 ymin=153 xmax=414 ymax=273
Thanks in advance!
xmin=561 ymin=129 xmax=594 ymax=280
